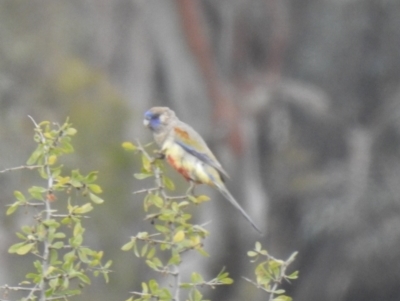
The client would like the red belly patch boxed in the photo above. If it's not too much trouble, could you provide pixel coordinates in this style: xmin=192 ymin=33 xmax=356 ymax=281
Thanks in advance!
xmin=166 ymin=155 xmax=192 ymax=181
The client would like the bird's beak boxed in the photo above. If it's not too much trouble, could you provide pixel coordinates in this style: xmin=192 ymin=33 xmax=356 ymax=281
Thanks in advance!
xmin=143 ymin=118 xmax=150 ymax=127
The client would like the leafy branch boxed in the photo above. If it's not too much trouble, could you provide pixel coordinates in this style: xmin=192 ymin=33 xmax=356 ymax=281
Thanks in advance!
xmin=244 ymin=242 xmax=298 ymax=301
xmin=1 ymin=118 xmax=111 ymax=301
xmin=121 ymin=141 xmax=233 ymax=301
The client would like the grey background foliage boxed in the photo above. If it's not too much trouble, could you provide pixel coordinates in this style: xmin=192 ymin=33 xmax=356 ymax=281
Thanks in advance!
xmin=1 ymin=0 xmax=400 ymax=301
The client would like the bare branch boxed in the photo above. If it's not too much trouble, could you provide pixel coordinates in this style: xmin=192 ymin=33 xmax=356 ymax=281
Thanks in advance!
xmin=0 ymin=165 xmax=43 ymax=173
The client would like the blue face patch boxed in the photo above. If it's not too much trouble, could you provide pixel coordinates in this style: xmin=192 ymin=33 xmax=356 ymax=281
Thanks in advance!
xmin=144 ymin=111 xmax=161 ymax=130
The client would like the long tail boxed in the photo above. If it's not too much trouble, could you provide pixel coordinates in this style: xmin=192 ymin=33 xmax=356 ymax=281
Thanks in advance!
xmin=216 ymin=183 xmax=262 ymax=234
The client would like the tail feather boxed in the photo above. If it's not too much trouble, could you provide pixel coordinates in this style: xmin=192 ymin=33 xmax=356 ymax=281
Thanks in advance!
xmin=216 ymin=184 xmax=262 ymax=234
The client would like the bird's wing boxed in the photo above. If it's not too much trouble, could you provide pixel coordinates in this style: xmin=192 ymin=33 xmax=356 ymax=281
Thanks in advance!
xmin=172 ymin=122 xmax=229 ymax=179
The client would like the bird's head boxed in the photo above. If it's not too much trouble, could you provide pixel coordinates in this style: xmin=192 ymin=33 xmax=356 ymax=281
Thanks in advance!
xmin=143 ymin=107 xmax=176 ymax=132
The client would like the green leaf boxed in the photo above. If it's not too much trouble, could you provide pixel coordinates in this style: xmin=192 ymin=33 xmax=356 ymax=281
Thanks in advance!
xmin=50 ymin=249 xmax=58 ymax=265
xmin=52 ymin=241 xmax=64 ymax=249
xmin=29 ymin=186 xmax=47 ymax=200
xmin=121 ymin=240 xmax=135 ymax=251
xmin=219 ymin=277 xmax=234 ymax=284
xmin=27 ymin=146 xmax=43 ymax=165
xmin=16 ymin=243 xmax=35 ymax=255
xmin=162 ymin=176 xmax=175 ymax=191
xmin=76 ymin=272 xmax=91 ymax=285
xmin=73 ymin=222 xmax=84 ymax=236
xmin=194 ymin=195 xmax=210 ymax=203
xmin=8 ymin=242 xmax=26 ymax=254
xmin=70 ymin=235 xmax=83 ymax=248
xmin=102 ymin=270 xmax=110 ymax=283
xmin=255 ymin=241 xmax=262 ymax=252
xmin=197 ymin=248 xmax=209 ymax=257
xmin=48 ymin=155 xmax=57 ymax=165
xmin=85 ymin=171 xmax=98 ymax=183
xmin=88 ymin=184 xmax=102 ymax=194
xmin=61 ymin=276 xmax=70 ymax=289
xmin=49 ymin=277 xmax=59 ymax=289
xmin=133 ymin=243 xmax=140 ymax=257
xmin=188 ymin=195 xmax=197 ymax=203
xmin=150 ymin=257 xmax=163 ymax=268
xmin=286 ymin=251 xmax=298 ymax=264
xmin=44 ymin=266 xmax=56 ymax=277
xmin=89 ymin=192 xmax=104 ymax=204
xmin=38 ymin=121 xmax=50 ymax=126
xmin=146 ymin=247 xmax=156 ymax=259
xmin=60 ymin=140 xmax=74 ymax=153
xmin=74 ymin=203 xmax=93 ymax=214
xmin=141 ymin=282 xmax=149 ymax=294
xmin=33 ymin=259 xmax=42 ymax=272
xmin=148 ymin=279 xmax=159 ymax=293
xmin=287 ymin=270 xmax=299 ymax=280
xmin=16 ymin=232 xmax=27 ymax=240
xmin=42 ymin=219 xmax=60 ymax=228
xmin=247 ymin=251 xmax=258 ymax=257
xmin=146 ymin=259 xmax=157 ymax=270
xmin=26 ymin=272 xmax=39 ymax=281
xmin=178 ymin=201 xmax=190 ymax=208
xmin=77 ymin=248 xmax=90 ymax=263
xmin=122 ymin=142 xmax=137 ymax=151
xmin=52 ymin=166 xmax=62 ymax=178
xmin=141 ymin=154 xmax=151 ymax=172
xmin=149 ymin=194 xmax=163 ymax=208
xmin=21 ymin=226 xmax=32 ymax=234
xmin=14 ymin=190 xmax=26 ymax=202
xmin=173 ymin=230 xmax=185 ymax=243
xmin=159 ymin=288 xmax=173 ymax=301
xmin=192 ymin=288 xmax=203 ymax=301
xmin=6 ymin=203 xmax=19 ymax=215
xmin=66 ymin=127 xmax=77 ymax=136
xmin=191 ymin=272 xmax=204 ymax=284
xmin=134 ymin=173 xmax=152 ymax=180
xmin=154 ymin=224 xmax=170 ymax=234
xmin=141 ymin=244 xmax=149 ymax=257
xmin=54 ymin=232 xmax=66 ymax=239
xmin=167 ymin=253 xmax=181 ymax=265
xmin=104 ymin=260 xmax=112 ymax=269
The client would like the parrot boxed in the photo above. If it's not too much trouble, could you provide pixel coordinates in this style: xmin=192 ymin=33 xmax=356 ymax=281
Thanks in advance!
xmin=143 ymin=106 xmax=262 ymax=234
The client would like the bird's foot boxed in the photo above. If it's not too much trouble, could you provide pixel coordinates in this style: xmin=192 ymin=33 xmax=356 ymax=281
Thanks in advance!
xmin=186 ymin=182 xmax=196 ymax=196
xmin=153 ymin=150 xmax=165 ymax=160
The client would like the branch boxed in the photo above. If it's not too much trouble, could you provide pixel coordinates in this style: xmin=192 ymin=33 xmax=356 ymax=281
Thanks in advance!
xmin=0 ymin=165 xmax=43 ymax=173
xmin=172 ymin=265 xmax=180 ymax=301
xmin=28 ymin=116 xmax=54 ymax=301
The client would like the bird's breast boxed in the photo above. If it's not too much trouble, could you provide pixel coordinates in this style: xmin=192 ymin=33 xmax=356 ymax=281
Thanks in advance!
xmin=163 ymin=143 xmax=207 ymax=184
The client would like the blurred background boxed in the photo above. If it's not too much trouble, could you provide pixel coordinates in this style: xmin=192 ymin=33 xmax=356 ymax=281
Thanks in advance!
xmin=1 ymin=0 xmax=400 ymax=300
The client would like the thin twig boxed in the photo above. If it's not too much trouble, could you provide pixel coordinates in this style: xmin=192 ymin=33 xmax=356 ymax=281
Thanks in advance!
xmin=136 ymin=141 xmax=181 ymax=301
xmin=46 ymin=294 xmax=75 ymax=300
xmin=166 ymin=195 xmax=189 ymax=201
xmin=172 ymin=265 xmax=180 ymax=301
xmin=0 ymin=285 xmax=40 ymax=292
xmin=131 ymin=291 xmax=152 ymax=298
xmin=0 ymin=165 xmax=43 ymax=173
xmin=133 ymin=187 xmax=160 ymax=194
xmin=28 ymin=116 xmax=54 ymax=301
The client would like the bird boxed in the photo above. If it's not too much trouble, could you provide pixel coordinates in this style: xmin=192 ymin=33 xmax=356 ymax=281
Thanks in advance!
xmin=143 ymin=106 xmax=262 ymax=234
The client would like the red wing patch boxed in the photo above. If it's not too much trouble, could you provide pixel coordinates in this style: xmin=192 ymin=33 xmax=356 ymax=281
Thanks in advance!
xmin=174 ymin=127 xmax=190 ymax=140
